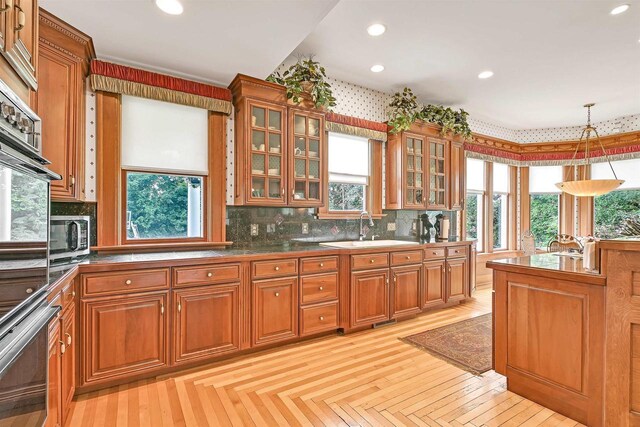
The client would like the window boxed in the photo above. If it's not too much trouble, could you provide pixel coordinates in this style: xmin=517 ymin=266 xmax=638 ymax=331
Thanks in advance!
xmin=593 ymin=159 xmax=640 ymax=238
xmin=493 ymin=163 xmax=509 ymax=250
xmin=529 ymin=165 xmax=562 ymax=248
xmin=465 ymin=158 xmax=485 ymax=252
xmin=326 ymin=133 xmax=370 ymax=213
xmin=121 ymin=95 xmax=209 ymax=242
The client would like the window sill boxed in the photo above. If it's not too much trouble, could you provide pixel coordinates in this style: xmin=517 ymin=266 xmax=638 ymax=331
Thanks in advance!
xmin=92 ymin=241 xmax=233 ymax=254
xmin=316 ymin=212 xmax=386 ymax=220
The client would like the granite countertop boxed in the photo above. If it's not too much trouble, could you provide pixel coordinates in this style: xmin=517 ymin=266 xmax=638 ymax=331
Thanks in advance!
xmin=487 ymin=253 xmax=606 ymax=285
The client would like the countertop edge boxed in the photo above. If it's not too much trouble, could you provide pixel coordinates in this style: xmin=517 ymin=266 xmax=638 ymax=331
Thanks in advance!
xmin=486 ymin=258 xmax=606 ymax=286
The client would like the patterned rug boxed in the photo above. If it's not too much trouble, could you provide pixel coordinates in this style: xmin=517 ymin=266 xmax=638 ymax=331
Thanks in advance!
xmin=400 ymin=313 xmax=493 ymax=375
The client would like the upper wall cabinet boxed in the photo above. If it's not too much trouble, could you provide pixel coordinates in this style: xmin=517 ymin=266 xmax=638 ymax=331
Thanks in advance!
xmin=31 ymin=9 xmax=95 ymax=201
xmin=386 ymin=122 xmax=465 ymax=211
xmin=0 ymin=0 xmax=38 ymax=102
xmin=229 ymin=74 xmax=325 ymax=207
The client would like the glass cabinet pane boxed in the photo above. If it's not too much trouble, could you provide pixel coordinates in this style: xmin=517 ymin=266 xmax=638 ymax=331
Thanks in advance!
xmin=294 ymin=181 xmax=306 ymax=200
xmin=268 ymin=179 xmax=281 ymax=198
xmin=268 ymin=110 xmax=281 ymax=130
xmin=268 ymin=156 xmax=281 ymax=176
xmin=252 ymin=154 xmax=265 ymax=175
xmin=407 ymin=155 xmax=414 ymax=170
xmin=252 ymin=107 xmax=265 ymax=128
xmin=309 ymin=160 xmax=319 ymax=179
xmin=269 ymin=134 xmax=281 ymax=153
xmin=407 ymin=189 xmax=414 ymax=204
xmin=252 ymin=177 xmax=265 ymax=198
xmin=308 ymin=140 xmax=319 ymax=158
xmin=295 ymin=137 xmax=306 ymax=156
xmin=252 ymin=130 xmax=265 ymax=151
xmin=309 ymin=118 xmax=320 ymax=136
xmin=309 ymin=182 xmax=320 ymax=200
xmin=416 ymin=189 xmax=423 ymax=203
xmin=294 ymin=115 xmax=306 ymax=135
xmin=295 ymin=159 xmax=306 ymax=178
xmin=415 ymin=140 xmax=423 ymax=155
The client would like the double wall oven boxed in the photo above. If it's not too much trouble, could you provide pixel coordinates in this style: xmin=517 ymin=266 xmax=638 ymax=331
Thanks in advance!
xmin=0 ymin=78 xmax=60 ymax=426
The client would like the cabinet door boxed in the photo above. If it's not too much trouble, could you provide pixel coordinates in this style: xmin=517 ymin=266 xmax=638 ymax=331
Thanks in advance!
xmin=289 ymin=109 xmax=324 ymax=206
xmin=81 ymin=293 xmax=169 ymax=385
xmin=427 ymin=137 xmax=449 ymax=210
xmin=447 ymin=258 xmax=468 ymax=303
xmin=4 ymin=0 xmax=37 ymax=89
xmin=449 ymin=140 xmax=465 ymax=211
xmin=173 ymin=284 xmax=241 ymax=364
xmin=350 ymin=269 xmax=389 ymax=328
xmin=403 ymin=134 xmax=426 ymax=208
xmin=60 ymin=305 xmax=75 ymax=425
xmin=247 ymin=101 xmax=287 ymax=205
xmin=252 ymin=277 xmax=298 ymax=346
xmin=35 ymin=43 xmax=82 ymax=200
xmin=46 ymin=316 xmax=61 ymax=427
xmin=391 ymin=265 xmax=422 ymax=318
xmin=423 ymin=260 xmax=446 ymax=309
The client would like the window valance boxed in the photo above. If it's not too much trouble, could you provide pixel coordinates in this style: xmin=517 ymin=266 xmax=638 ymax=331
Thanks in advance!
xmin=325 ymin=112 xmax=388 ymax=142
xmin=90 ymin=60 xmax=232 ymax=115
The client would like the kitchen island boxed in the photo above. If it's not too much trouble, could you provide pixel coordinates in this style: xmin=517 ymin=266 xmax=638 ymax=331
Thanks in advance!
xmin=488 ymin=240 xmax=640 ymax=427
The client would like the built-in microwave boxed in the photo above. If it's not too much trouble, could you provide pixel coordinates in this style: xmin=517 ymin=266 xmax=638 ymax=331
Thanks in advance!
xmin=49 ymin=216 xmax=90 ymax=262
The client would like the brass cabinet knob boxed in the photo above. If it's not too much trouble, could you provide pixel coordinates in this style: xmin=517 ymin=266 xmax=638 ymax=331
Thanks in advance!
xmin=65 ymin=333 xmax=72 ymax=346
xmin=319 ymin=263 xmax=324 ymax=267
xmin=319 ymin=316 xmax=324 ymax=321
xmin=370 ymin=259 xmax=375 ymax=263
xmin=432 ymin=251 xmax=438 ymax=255
xmin=25 ymin=287 xmax=33 ymax=294
xmin=125 ymin=279 xmax=132 ymax=285
xmin=72 ymin=290 xmax=76 ymax=298
xmin=275 ymin=292 xmax=280 ymax=297
xmin=319 ymin=286 xmax=324 ymax=291
xmin=406 ymin=256 xmax=411 ymax=260
xmin=60 ymin=341 xmax=66 ymax=355
xmin=207 ymin=272 xmax=213 ymax=277
xmin=274 ymin=266 xmax=280 ymax=271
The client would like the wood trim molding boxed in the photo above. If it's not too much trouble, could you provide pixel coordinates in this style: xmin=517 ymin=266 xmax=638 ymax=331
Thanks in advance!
xmin=208 ymin=112 xmax=227 ymax=242
xmin=508 ymin=165 xmax=518 ymax=250
xmin=576 ymin=165 xmax=594 ymax=236
xmin=520 ymin=167 xmax=531 ymax=239
xmin=560 ymin=165 xmax=576 ymax=235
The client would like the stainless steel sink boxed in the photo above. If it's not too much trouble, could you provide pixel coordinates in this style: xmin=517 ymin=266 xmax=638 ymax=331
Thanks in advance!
xmin=319 ymin=240 xmax=420 ymax=249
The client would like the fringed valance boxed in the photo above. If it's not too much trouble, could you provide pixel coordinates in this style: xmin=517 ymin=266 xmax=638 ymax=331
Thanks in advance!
xmin=90 ymin=60 xmax=232 ymax=115
xmin=325 ymin=112 xmax=388 ymax=142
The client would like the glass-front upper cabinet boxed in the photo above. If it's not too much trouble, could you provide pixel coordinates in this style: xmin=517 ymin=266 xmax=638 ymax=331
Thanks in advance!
xmin=289 ymin=110 xmax=324 ymax=206
xmin=248 ymin=102 xmax=286 ymax=204
xmin=427 ymin=137 xmax=449 ymax=209
xmin=404 ymin=134 xmax=426 ymax=208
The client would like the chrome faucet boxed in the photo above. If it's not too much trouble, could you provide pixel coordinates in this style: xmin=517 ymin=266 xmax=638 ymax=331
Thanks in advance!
xmin=359 ymin=211 xmax=374 ymax=241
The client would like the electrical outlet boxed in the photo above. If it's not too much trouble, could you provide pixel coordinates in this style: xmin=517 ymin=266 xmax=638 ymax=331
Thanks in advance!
xmin=387 ymin=222 xmax=396 ymax=231
xmin=301 ymin=223 xmax=309 ymax=234
xmin=412 ymin=221 xmax=417 ymax=231
xmin=267 ymin=224 xmax=276 ymax=233
xmin=250 ymin=224 xmax=259 ymax=236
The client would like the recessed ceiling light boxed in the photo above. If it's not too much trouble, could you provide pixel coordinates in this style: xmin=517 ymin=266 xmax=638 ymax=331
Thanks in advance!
xmin=155 ymin=0 xmax=183 ymax=15
xmin=610 ymin=4 xmax=629 ymax=15
xmin=370 ymin=64 xmax=385 ymax=73
xmin=367 ymin=24 xmax=386 ymax=36
xmin=478 ymin=70 xmax=494 ymax=79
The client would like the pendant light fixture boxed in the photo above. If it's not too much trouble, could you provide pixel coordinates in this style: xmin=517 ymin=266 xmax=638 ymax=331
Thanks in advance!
xmin=555 ymin=103 xmax=624 ymax=197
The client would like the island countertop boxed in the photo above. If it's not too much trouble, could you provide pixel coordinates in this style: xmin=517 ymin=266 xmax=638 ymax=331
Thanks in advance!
xmin=487 ymin=253 xmax=606 ymax=286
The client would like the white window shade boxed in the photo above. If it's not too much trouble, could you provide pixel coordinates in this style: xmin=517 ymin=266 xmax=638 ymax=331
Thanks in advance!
xmin=592 ymin=159 xmax=640 ymax=190
xmin=328 ymin=132 xmax=369 ymax=180
xmin=466 ymin=158 xmax=485 ymax=192
xmin=493 ymin=163 xmax=509 ymax=193
xmin=121 ymin=95 xmax=209 ymax=175
xmin=529 ymin=165 xmax=562 ymax=194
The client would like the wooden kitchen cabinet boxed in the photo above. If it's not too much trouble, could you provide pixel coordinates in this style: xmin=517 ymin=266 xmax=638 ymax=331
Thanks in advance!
xmin=229 ymin=74 xmax=326 ymax=207
xmin=60 ymin=304 xmax=75 ymax=425
xmin=1 ymin=0 xmax=38 ymax=91
xmin=172 ymin=284 xmax=241 ymax=364
xmin=81 ymin=292 xmax=169 ymax=385
xmin=391 ymin=264 xmax=422 ymax=318
xmin=46 ymin=314 xmax=61 ymax=427
xmin=350 ymin=268 xmax=389 ymax=328
xmin=32 ymin=9 xmax=95 ymax=201
xmin=423 ymin=259 xmax=446 ymax=309
xmin=449 ymin=140 xmax=465 ymax=211
xmin=446 ymin=257 xmax=468 ymax=302
xmin=427 ymin=137 xmax=449 ymax=210
xmin=252 ymin=277 xmax=298 ymax=346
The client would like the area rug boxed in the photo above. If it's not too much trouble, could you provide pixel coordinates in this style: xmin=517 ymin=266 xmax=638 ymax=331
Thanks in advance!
xmin=400 ymin=313 xmax=492 ymax=375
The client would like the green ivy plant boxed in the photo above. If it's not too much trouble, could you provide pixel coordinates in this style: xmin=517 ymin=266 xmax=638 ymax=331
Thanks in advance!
xmin=387 ymin=87 xmax=473 ymax=139
xmin=266 ymin=57 xmax=337 ymax=110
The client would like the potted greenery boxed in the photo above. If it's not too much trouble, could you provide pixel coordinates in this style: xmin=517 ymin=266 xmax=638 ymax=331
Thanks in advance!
xmin=387 ymin=87 xmax=473 ymax=139
xmin=267 ymin=56 xmax=337 ymax=110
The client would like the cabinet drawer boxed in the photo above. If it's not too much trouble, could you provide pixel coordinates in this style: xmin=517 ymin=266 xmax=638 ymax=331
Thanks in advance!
xmin=82 ymin=269 xmax=170 ymax=297
xmin=61 ymin=281 xmax=76 ymax=314
xmin=174 ymin=264 xmax=240 ymax=288
xmin=252 ymin=259 xmax=298 ymax=279
xmin=424 ymin=248 xmax=446 ymax=260
xmin=446 ymin=246 xmax=468 ymax=258
xmin=300 ymin=302 xmax=338 ymax=336
xmin=300 ymin=273 xmax=338 ymax=305
xmin=351 ymin=253 xmax=389 ymax=270
xmin=300 ymin=256 xmax=338 ymax=275
xmin=391 ymin=250 xmax=423 ymax=266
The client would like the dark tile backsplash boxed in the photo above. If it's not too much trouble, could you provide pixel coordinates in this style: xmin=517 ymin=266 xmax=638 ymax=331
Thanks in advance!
xmin=48 ymin=202 xmax=457 ymax=249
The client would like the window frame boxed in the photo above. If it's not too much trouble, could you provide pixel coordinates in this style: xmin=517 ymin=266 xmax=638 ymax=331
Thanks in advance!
xmin=317 ymin=133 xmax=384 ymax=219
xmin=528 ymin=192 xmax=561 ymax=250
xmin=120 ymin=168 xmax=209 ymax=245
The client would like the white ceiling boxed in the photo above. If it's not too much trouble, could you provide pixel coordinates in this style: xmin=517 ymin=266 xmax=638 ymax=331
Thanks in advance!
xmin=42 ymin=0 xmax=640 ymax=129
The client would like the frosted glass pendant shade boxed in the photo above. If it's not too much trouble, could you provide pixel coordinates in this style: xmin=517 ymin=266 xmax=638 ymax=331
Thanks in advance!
xmin=555 ymin=179 xmax=624 ymax=197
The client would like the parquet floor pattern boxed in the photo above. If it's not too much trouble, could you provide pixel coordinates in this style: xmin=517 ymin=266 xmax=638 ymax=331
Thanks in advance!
xmin=68 ymin=289 xmax=583 ymax=427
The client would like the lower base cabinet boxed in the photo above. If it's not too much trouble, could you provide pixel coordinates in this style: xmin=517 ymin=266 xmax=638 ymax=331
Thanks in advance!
xmin=46 ymin=318 xmax=62 ymax=427
xmin=391 ymin=265 xmax=422 ymax=318
xmin=82 ymin=292 xmax=169 ymax=384
xmin=172 ymin=284 xmax=241 ymax=364
xmin=446 ymin=257 xmax=468 ymax=302
xmin=252 ymin=277 xmax=298 ymax=346
xmin=351 ymin=269 xmax=390 ymax=327
xmin=60 ymin=305 xmax=76 ymax=424
xmin=423 ymin=260 xmax=446 ymax=308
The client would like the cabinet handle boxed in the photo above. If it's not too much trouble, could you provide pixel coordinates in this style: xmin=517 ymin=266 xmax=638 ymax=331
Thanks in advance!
xmin=319 ymin=263 xmax=324 ymax=267
xmin=161 ymin=303 xmax=164 ymax=315
xmin=393 ymin=275 xmax=397 ymax=283
xmin=65 ymin=333 xmax=72 ymax=346
xmin=406 ymin=256 xmax=411 ymax=260
xmin=125 ymin=279 xmax=132 ymax=285
xmin=178 ymin=302 xmax=182 ymax=312
xmin=0 ymin=0 xmax=12 ymax=13
xmin=319 ymin=316 xmax=324 ymax=321
xmin=60 ymin=341 xmax=66 ymax=355
xmin=449 ymin=266 xmax=452 ymax=273
xmin=275 ymin=292 xmax=280 ymax=297
xmin=385 ymin=277 xmax=389 ymax=285
xmin=69 ymin=175 xmax=75 ymax=187
xmin=319 ymin=286 xmax=324 ymax=291
xmin=14 ymin=5 xmax=24 ymax=31
xmin=72 ymin=290 xmax=76 ymax=298
xmin=370 ymin=259 xmax=375 ymax=264
xmin=207 ymin=272 xmax=213 ymax=277
xmin=25 ymin=287 xmax=33 ymax=294
xmin=274 ymin=266 xmax=280 ymax=271
xmin=281 ymin=187 xmax=285 ymax=196
xmin=432 ymin=251 xmax=438 ymax=255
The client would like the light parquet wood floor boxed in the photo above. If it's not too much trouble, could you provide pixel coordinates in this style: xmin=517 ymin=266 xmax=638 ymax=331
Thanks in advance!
xmin=67 ymin=289 xmax=583 ymax=427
